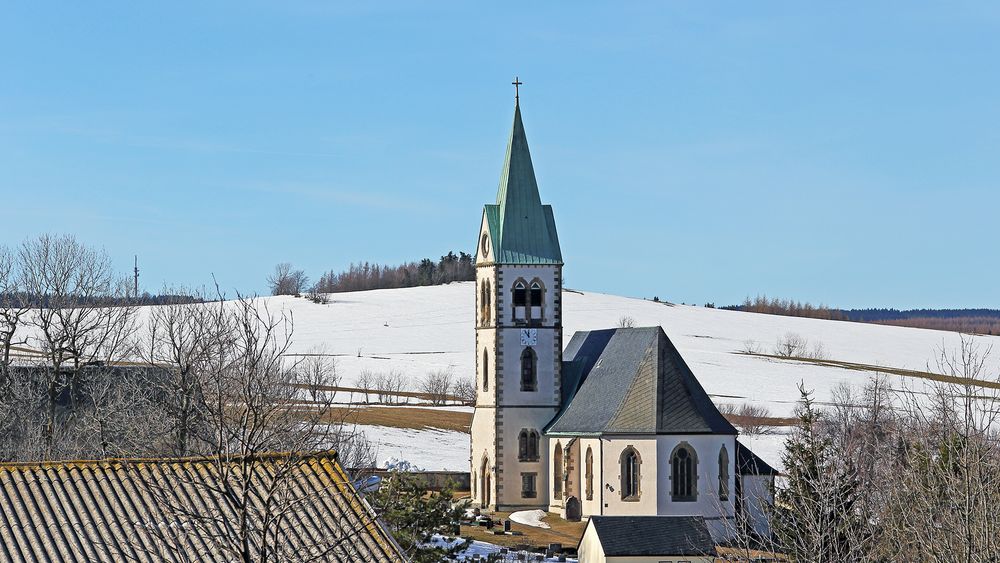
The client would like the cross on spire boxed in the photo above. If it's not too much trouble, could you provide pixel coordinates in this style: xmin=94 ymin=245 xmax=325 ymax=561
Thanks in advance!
xmin=512 ymin=76 xmax=522 ymax=103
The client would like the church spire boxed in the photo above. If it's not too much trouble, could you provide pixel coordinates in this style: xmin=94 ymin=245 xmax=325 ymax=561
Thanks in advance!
xmin=489 ymin=95 xmax=562 ymax=265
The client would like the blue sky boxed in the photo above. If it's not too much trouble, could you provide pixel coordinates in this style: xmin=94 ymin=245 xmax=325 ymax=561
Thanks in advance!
xmin=2 ymin=2 xmax=998 ymax=308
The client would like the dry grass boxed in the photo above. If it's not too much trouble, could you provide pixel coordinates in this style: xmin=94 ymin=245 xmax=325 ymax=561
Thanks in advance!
xmin=319 ymin=406 xmax=472 ymax=433
xmin=724 ymin=412 xmax=797 ymax=428
xmin=460 ymin=511 xmax=586 ymax=550
xmin=291 ymin=383 xmax=470 ymax=404
xmin=743 ymin=352 xmax=1000 ymax=391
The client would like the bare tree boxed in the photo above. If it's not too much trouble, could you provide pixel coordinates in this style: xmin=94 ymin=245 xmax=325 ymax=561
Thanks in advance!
xmin=356 ymin=369 xmax=374 ymax=403
xmin=420 ymin=369 xmax=453 ymax=406
xmin=740 ymin=338 xmax=762 ymax=355
xmin=0 ymin=245 xmax=30 ymax=390
xmin=774 ymin=332 xmax=808 ymax=357
xmin=267 ymin=263 xmax=309 ymax=296
xmin=725 ymin=403 xmax=777 ymax=437
xmin=79 ymin=367 xmax=166 ymax=458
xmin=617 ymin=315 xmax=636 ymax=328
xmin=294 ymin=346 xmax=339 ymax=403
xmin=139 ymin=293 xmax=375 ymax=562
xmin=373 ymin=370 xmax=406 ymax=405
xmin=18 ymin=234 xmax=137 ymax=456
xmin=452 ymin=376 xmax=476 ymax=405
xmin=136 ymin=288 xmax=219 ymax=456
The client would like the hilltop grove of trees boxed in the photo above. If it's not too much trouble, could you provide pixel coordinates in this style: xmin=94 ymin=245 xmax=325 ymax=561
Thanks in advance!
xmin=269 ymin=251 xmax=476 ymax=296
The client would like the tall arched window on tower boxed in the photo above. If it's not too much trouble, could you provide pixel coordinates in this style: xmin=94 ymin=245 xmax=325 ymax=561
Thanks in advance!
xmin=520 ymin=347 xmax=537 ymax=391
xmin=585 ymin=447 xmax=594 ymax=500
xmin=485 ymin=279 xmax=492 ymax=325
xmin=529 ymin=281 xmax=543 ymax=307
xmin=512 ymin=280 xmax=527 ymax=322
xmin=553 ymin=442 xmax=563 ymax=499
xmin=482 ymin=349 xmax=489 ymax=392
xmin=513 ymin=281 xmax=527 ymax=306
xmin=479 ymin=280 xmax=486 ymax=325
xmin=518 ymin=430 xmax=539 ymax=461
xmin=527 ymin=281 xmax=543 ymax=323
xmin=718 ymin=445 xmax=730 ymax=501
xmin=671 ymin=443 xmax=698 ymax=502
xmin=620 ymin=447 xmax=641 ymax=501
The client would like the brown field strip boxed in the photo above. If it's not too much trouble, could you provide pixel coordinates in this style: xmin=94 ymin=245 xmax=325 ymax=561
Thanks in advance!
xmin=319 ymin=406 xmax=472 ymax=433
xmin=742 ymin=352 xmax=1000 ymax=391
xmin=724 ymin=413 xmax=797 ymax=427
xmin=291 ymin=383 xmax=470 ymax=404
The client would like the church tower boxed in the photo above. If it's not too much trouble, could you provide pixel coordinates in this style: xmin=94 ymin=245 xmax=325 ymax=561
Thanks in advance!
xmin=471 ymin=95 xmax=563 ymax=511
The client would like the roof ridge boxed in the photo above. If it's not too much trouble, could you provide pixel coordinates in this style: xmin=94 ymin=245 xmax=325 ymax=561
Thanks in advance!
xmin=0 ymin=450 xmax=339 ymax=471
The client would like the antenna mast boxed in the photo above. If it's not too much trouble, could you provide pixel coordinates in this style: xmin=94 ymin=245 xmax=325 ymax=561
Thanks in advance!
xmin=133 ymin=255 xmax=139 ymax=298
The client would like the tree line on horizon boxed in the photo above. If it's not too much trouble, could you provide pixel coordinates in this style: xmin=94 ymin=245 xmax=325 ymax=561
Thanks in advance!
xmin=268 ymin=251 xmax=476 ymax=297
xmin=722 ymin=295 xmax=1000 ymax=335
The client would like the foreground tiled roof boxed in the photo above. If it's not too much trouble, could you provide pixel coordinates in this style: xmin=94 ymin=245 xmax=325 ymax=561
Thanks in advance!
xmin=585 ymin=515 xmax=717 ymax=557
xmin=0 ymin=452 xmax=403 ymax=562
xmin=547 ymin=327 xmax=738 ymax=436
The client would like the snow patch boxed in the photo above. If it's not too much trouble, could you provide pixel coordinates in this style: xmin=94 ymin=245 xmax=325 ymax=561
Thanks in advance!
xmin=509 ymin=509 xmax=551 ymax=529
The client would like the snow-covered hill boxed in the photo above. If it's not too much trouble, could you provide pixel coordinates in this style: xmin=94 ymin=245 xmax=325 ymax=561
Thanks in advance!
xmin=258 ymin=281 xmax=1000 ymax=471
xmin=274 ymin=281 xmax=1000 ymax=416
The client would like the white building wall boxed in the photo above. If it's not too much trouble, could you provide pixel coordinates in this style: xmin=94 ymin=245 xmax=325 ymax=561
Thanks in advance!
xmin=579 ymin=438 xmax=603 ymax=517
xmin=566 ymin=434 xmax=738 ymax=524
xmin=654 ymin=434 xmax=736 ymax=520
xmin=577 ymin=521 xmax=607 ymax=563
xmin=740 ymin=474 xmax=774 ymax=538
xmin=600 ymin=437 xmax=659 ymax=515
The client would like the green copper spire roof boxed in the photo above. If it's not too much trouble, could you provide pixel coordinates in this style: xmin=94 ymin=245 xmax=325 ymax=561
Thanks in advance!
xmin=482 ymin=102 xmax=562 ymax=265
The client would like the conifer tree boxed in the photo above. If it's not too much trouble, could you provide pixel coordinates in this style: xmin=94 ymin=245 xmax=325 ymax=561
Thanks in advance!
xmin=370 ymin=471 xmax=470 ymax=562
xmin=773 ymin=383 xmax=871 ymax=561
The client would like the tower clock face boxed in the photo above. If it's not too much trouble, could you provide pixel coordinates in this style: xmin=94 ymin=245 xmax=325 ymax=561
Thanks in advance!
xmin=520 ymin=328 xmax=537 ymax=346
xmin=481 ymin=234 xmax=490 ymax=257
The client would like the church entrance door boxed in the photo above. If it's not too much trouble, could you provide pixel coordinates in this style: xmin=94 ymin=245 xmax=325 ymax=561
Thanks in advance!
xmin=481 ymin=458 xmax=491 ymax=508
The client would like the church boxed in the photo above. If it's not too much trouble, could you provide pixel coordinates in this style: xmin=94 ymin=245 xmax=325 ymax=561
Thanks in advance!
xmin=470 ymin=93 xmax=775 ymax=542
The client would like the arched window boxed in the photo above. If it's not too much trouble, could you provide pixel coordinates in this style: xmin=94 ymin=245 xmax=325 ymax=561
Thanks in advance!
xmin=480 ymin=456 xmax=491 ymax=507
xmin=620 ymin=447 xmax=641 ymax=501
xmin=671 ymin=443 xmax=698 ymax=502
xmin=719 ymin=445 xmax=730 ymax=501
xmin=518 ymin=430 xmax=540 ymax=461
xmin=520 ymin=347 xmax=537 ymax=392
xmin=479 ymin=280 xmax=486 ymax=324
xmin=585 ymin=447 xmax=594 ymax=500
xmin=485 ymin=279 xmax=492 ymax=324
xmin=553 ymin=442 xmax=563 ymax=499
xmin=482 ymin=349 xmax=489 ymax=392
xmin=530 ymin=281 xmax=543 ymax=307
xmin=513 ymin=281 xmax=527 ymax=307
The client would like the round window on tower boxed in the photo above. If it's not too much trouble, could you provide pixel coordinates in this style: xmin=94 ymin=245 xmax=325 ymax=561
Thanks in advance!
xmin=481 ymin=233 xmax=490 ymax=257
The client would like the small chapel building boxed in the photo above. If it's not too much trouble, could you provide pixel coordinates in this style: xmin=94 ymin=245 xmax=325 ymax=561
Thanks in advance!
xmin=470 ymin=96 xmax=775 ymax=541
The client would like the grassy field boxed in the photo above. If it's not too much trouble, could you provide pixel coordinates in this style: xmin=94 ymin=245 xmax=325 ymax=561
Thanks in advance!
xmin=461 ymin=511 xmax=586 ymax=551
xmin=745 ymin=352 xmax=1000 ymax=391
xmin=320 ymin=405 xmax=473 ymax=432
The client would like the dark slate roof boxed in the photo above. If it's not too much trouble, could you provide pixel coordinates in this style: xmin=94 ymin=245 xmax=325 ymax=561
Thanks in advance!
xmin=584 ymin=516 xmax=717 ymax=557
xmin=0 ymin=452 xmax=403 ymax=562
xmin=478 ymin=102 xmax=562 ymax=265
xmin=547 ymin=327 xmax=738 ymax=436
xmin=737 ymin=440 xmax=780 ymax=476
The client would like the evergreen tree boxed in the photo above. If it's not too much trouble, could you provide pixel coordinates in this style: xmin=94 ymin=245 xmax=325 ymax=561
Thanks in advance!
xmin=773 ymin=384 xmax=871 ymax=561
xmin=370 ymin=471 xmax=470 ymax=562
